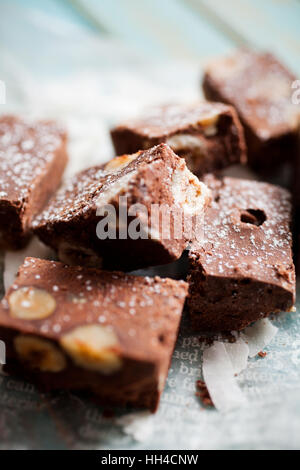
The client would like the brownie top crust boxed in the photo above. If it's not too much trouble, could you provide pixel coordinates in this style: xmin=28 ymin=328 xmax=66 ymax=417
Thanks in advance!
xmin=204 ymin=50 xmax=299 ymax=140
xmin=33 ymin=164 xmax=108 ymax=225
xmin=190 ymin=175 xmax=295 ymax=293
xmin=112 ymin=102 xmax=238 ymax=139
xmin=0 ymin=257 xmax=188 ymax=361
xmin=0 ymin=115 xmax=66 ymax=202
xmin=33 ymin=143 xmax=209 ymax=227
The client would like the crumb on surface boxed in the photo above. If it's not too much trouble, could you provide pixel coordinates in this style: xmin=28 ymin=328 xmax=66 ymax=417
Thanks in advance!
xmin=258 ymin=351 xmax=267 ymax=358
xmin=196 ymin=380 xmax=214 ymax=407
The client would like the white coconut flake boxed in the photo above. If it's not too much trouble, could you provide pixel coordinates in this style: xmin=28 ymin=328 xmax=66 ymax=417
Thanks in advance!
xmin=116 ymin=411 xmax=154 ymax=442
xmin=223 ymin=337 xmax=249 ymax=375
xmin=241 ymin=319 xmax=278 ymax=358
xmin=202 ymin=341 xmax=248 ymax=412
xmin=4 ymin=237 xmax=53 ymax=292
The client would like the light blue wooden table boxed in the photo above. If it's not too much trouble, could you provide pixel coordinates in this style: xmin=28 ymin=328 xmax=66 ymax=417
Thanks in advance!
xmin=3 ymin=0 xmax=300 ymax=73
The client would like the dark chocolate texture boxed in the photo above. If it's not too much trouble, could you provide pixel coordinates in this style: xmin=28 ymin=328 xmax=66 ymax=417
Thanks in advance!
xmin=0 ymin=115 xmax=68 ymax=249
xmin=203 ymin=50 xmax=299 ymax=174
xmin=188 ymin=175 xmax=295 ymax=332
xmin=110 ymin=102 xmax=246 ymax=177
xmin=33 ymin=144 xmax=210 ymax=271
xmin=0 ymin=257 xmax=188 ymax=412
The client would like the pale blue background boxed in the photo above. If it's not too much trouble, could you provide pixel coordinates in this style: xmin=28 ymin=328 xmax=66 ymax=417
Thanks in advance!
xmin=1 ymin=0 xmax=300 ymax=75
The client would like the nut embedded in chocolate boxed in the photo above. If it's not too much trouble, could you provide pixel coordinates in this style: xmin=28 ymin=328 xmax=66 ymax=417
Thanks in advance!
xmin=104 ymin=153 xmax=137 ymax=172
xmin=9 ymin=287 xmax=56 ymax=320
xmin=60 ymin=324 xmax=123 ymax=374
xmin=110 ymin=102 xmax=246 ymax=177
xmin=33 ymin=144 xmax=211 ymax=271
xmin=0 ymin=257 xmax=188 ymax=412
xmin=14 ymin=335 xmax=67 ymax=373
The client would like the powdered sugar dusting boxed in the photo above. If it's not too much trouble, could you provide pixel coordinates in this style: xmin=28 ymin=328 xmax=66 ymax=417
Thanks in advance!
xmin=4 ymin=237 xmax=52 ymax=292
xmin=33 ymin=145 xmax=165 ymax=226
xmin=117 ymin=102 xmax=225 ymax=138
xmin=3 ymin=258 xmax=188 ymax=351
xmin=192 ymin=175 xmax=294 ymax=288
xmin=0 ymin=116 xmax=65 ymax=202
xmin=206 ymin=50 xmax=300 ymax=138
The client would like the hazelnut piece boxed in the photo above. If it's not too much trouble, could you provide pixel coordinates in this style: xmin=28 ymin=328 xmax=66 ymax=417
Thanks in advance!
xmin=104 ymin=154 xmax=137 ymax=172
xmin=60 ymin=324 xmax=122 ymax=374
xmin=14 ymin=335 xmax=66 ymax=372
xmin=8 ymin=287 xmax=56 ymax=320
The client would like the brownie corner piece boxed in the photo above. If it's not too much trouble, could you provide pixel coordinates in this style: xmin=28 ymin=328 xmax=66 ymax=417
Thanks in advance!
xmin=34 ymin=144 xmax=211 ymax=271
xmin=202 ymin=49 xmax=299 ymax=172
xmin=0 ymin=115 xmax=68 ymax=249
xmin=0 ymin=257 xmax=188 ymax=411
xmin=187 ymin=175 xmax=295 ymax=332
xmin=110 ymin=102 xmax=246 ymax=177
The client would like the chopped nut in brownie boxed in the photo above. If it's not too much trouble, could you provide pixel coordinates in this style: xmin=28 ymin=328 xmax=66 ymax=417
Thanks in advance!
xmin=0 ymin=257 xmax=188 ymax=412
xmin=34 ymin=144 xmax=210 ymax=271
xmin=111 ymin=102 xmax=246 ymax=177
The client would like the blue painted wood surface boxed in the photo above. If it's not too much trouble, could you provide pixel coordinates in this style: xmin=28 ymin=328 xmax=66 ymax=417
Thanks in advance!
xmin=5 ymin=0 xmax=299 ymax=73
xmin=3 ymin=0 xmax=300 ymax=71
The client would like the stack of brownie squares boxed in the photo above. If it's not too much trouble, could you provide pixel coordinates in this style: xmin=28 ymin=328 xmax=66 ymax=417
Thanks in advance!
xmin=0 ymin=49 xmax=298 ymax=412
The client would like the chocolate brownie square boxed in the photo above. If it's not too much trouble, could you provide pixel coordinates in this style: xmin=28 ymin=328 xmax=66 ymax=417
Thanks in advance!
xmin=34 ymin=144 xmax=211 ymax=271
xmin=188 ymin=175 xmax=295 ymax=332
xmin=0 ymin=116 xmax=68 ymax=249
xmin=203 ymin=50 xmax=299 ymax=174
xmin=110 ymin=102 xmax=246 ymax=177
xmin=0 ymin=257 xmax=188 ymax=412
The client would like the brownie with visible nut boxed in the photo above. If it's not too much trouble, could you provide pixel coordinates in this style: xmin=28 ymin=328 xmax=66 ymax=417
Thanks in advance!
xmin=34 ymin=144 xmax=211 ymax=271
xmin=188 ymin=175 xmax=295 ymax=332
xmin=203 ymin=50 xmax=299 ymax=174
xmin=110 ymin=102 xmax=246 ymax=177
xmin=0 ymin=257 xmax=188 ymax=412
xmin=0 ymin=116 xmax=68 ymax=249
